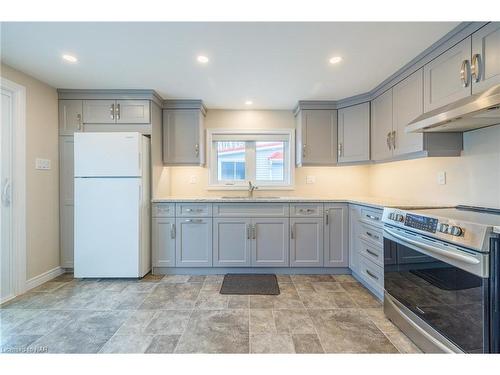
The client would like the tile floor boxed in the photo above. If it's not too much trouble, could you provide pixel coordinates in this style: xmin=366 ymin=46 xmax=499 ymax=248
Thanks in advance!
xmin=0 ymin=273 xmax=421 ymax=354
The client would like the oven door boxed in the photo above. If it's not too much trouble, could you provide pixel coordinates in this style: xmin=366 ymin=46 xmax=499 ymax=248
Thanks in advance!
xmin=383 ymin=225 xmax=489 ymax=353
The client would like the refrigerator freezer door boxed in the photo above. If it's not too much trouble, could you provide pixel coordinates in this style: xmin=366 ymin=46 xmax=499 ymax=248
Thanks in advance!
xmin=75 ymin=177 xmax=141 ymax=277
xmin=74 ymin=132 xmax=142 ymax=177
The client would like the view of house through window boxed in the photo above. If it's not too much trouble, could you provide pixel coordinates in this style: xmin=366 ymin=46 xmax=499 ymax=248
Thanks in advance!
xmin=211 ymin=132 xmax=292 ymax=187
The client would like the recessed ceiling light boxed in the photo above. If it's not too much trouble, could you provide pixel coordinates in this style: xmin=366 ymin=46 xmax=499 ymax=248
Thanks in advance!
xmin=245 ymin=100 xmax=253 ymax=105
xmin=329 ymin=56 xmax=342 ymax=65
xmin=62 ymin=54 xmax=78 ymax=63
xmin=197 ymin=55 xmax=209 ymax=64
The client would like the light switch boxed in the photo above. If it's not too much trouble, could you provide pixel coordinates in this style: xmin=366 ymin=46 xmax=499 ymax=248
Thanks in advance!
xmin=35 ymin=158 xmax=51 ymax=170
xmin=306 ymin=175 xmax=316 ymax=184
xmin=189 ymin=175 xmax=197 ymax=184
xmin=437 ymin=171 xmax=446 ymax=185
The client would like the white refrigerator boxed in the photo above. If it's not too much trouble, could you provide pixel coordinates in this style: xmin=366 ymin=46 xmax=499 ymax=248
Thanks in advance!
xmin=74 ymin=132 xmax=151 ymax=278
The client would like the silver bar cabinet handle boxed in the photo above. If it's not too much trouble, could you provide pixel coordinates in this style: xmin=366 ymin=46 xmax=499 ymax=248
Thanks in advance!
xmin=252 ymin=225 xmax=256 ymax=239
xmin=291 ymin=223 xmax=295 ymax=239
xmin=110 ymin=103 xmax=115 ymax=120
xmin=471 ymin=54 xmax=481 ymax=83
xmin=170 ymin=224 xmax=176 ymax=239
xmin=386 ymin=132 xmax=392 ymax=150
xmin=76 ymin=113 xmax=82 ymax=130
xmin=302 ymin=144 xmax=306 ymax=158
xmin=391 ymin=130 xmax=396 ymax=150
xmin=195 ymin=144 xmax=199 ymax=157
xmin=366 ymin=270 xmax=379 ymax=280
xmin=366 ymin=249 xmax=379 ymax=258
xmin=326 ymin=212 xmax=329 ymax=225
xmin=116 ymin=103 xmax=121 ymax=120
xmin=460 ymin=59 xmax=470 ymax=87
xmin=247 ymin=224 xmax=251 ymax=240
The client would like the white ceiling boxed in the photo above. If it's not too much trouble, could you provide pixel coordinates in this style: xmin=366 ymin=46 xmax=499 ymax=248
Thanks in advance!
xmin=1 ymin=22 xmax=459 ymax=109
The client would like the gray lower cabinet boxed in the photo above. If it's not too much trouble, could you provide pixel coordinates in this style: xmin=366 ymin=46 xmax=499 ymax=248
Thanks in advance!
xmin=290 ymin=217 xmax=324 ymax=267
xmin=152 ymin=218 xmax=176 ymax=267
xmin=59 ymin=136 xmax=75 ymax=268
xmin=324 ymin=204 xmax=349 ymax=267
xmin=213 ymin=218 xmax=252 ymax=267
xmin=175 ymin=217 xmax=212 ymax=267
xmin=252 ymin=218 xmax=290 ymax=267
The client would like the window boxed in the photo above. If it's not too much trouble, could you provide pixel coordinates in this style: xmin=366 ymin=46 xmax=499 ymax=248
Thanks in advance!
xmin=208 ymin=130 xmax=294 ymax=189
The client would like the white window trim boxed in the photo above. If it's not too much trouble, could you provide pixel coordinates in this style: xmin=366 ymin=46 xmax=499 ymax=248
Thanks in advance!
xmin=206 ymin=128 xmax=295 ymax=190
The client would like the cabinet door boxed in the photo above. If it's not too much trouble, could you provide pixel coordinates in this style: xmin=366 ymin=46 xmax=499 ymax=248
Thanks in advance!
xmin=424 ymin=37 xmax=472 ymax=112
xmin=252 ymin=218 xmax=289 ymax=267
xmin=152 ymin=218 xmax=176 ymax=267
xmin=393 ymin=69 xmax=424 ymax=156
xmin=59 ymin=100 xmax=83 ymax=135
xmin=175 ymin=218 xmax=212 ymax=267
xmin=349 ymin=205 xmax=362 ymax=274
xmin=290 ymin=218 xmax=324 ymax=267
xmin=116 ymin=100 xmax=151 ymax=124
xmin=83 ymin=100 xmax=116 ymax=124
xmin=163 ymin=109 xmax=202 ymax=165
xmin=59 ymin=136 xmax=74 ymax=268
xmin=337 ymin=102 xmax=370 ymax=163
xmin=472 ymin=22 xmax=500 ymax=94
xmin=300 ymin=110 xmax=337 ymax=165
xmin=324 ymin=204 xmax=349 ymax=267
xmin=213 ymin=218 xmax=252 ymax=267
xmin=370 ymin=89 xmax=393 ymax=161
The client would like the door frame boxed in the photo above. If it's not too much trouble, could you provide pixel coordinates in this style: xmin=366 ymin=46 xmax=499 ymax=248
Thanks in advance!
xmin=1 ymin=77 xmax=27 ymax=301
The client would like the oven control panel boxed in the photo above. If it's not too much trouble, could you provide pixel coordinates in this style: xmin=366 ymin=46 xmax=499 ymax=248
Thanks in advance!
xmin=404 ymin=214 xmax=438 ymax=233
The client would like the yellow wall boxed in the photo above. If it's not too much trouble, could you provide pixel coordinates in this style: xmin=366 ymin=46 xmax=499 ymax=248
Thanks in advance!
xmin=1 ymin=63 xmax=60 ymax=279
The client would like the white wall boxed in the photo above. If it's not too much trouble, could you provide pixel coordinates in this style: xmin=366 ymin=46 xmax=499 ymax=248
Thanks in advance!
xmin=1 ymin=63 xmax=60 ymax=279
xmin=158 ymin=109 xmax=371 ymax=198
xmin=369 ymin=124 xmax=500 ymax=208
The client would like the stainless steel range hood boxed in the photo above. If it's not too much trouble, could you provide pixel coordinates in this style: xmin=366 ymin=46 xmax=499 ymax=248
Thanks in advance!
xmin=406 ymin=84 xmax=500 ymax=133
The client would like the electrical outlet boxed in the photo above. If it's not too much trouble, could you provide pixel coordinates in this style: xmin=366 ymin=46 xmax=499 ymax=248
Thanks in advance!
xmin=437 ymin=171 xmax=446 ymax=185
xmin=189 ymin=175 xmax=197 ymax=184
xmin=306 ymin=175 xmax=316 ymax=184
xmin=35 ymin=158 xmax=51 ymax=170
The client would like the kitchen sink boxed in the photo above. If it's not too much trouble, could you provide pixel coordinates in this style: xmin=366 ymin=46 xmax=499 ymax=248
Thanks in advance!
xmin=220 ymin=196 xmax=283 ymax=200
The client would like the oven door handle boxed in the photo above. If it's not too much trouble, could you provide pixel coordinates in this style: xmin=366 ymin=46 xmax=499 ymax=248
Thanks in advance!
xmin=384 ymin=227 xmax=480 ymax=266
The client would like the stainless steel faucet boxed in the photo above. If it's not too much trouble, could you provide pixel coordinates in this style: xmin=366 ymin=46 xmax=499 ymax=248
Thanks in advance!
xmin=248 ymin=181 xmax=258 ymax=198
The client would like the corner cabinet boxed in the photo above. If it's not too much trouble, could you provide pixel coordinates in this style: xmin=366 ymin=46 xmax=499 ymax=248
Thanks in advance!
xmin=162 ymin=108 xmax=206 ymax=165
xmin=371 ymin=69 xmax=463 ymax=162
xmin=295 ymin=108 xmax=337 ymax=166
xmin=337 ymin=102 xmax=370 ymax=163
xmin=324 ymin=204 xmax=349 ymax=267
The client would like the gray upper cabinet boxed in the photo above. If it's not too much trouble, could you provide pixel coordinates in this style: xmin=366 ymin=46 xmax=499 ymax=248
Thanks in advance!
xmin=83 ymin=99 xmax=150 ymax=124
xmin=324 ymin=204 xmax=349 ymax=267
xmin=59 ymin=100 xmax=83 ymax=135
xmin=337 ymin=102 xmax=370 ymax=163
xmin=252 ymin=218 xmax=290 ymax=267
xmin=296 ymin=109 xmax=337 ymax=166
xmin=175 ymin=217 xmax=212 ymax=267
xmin=83 ymin=100 xmax=116 ymax=124
xmin=290 ymin=217 xmax=324 ymax=267
xmin=115 ymin=100 xmax=150 ymax=124
xmin=213 ymin=218 xmax=252 ymax=267
xmin=471 ymin=22 xmax=500 ymax=94
xmin=370 ymin=89 xmax=393 ymax=161
xmin=392 ymin=69 xmax=424 ymax=156
xmin=152 ymin=217 xmax=176 ymax=267
xmin=163 ymin=109 xmax=205 ymax=165
xmin=424 ymin=37 xmax=472 ymax=112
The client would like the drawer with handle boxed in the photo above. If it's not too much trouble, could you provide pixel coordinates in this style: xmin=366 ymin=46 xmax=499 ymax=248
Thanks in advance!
xmin=359 ymin=222 xmax=383 ymax=246
xmin=359 ymin=207 xmax=383 ymax=228
xmin=359 ymin=255 xmax=384 ymax=292
xmin=176 ymin=203 xmax=212 ymax=217
xmin=152 ymin=203 xmax=175 ymax=218
xmin=358 ymin=238 xmax=384 ymax=267
xmin=290 ymin=204 xmax=323 ymax=217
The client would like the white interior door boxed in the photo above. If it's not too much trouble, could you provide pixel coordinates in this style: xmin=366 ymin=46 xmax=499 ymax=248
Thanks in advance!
xmin=1 ymin=88 xmax=13 ymax=303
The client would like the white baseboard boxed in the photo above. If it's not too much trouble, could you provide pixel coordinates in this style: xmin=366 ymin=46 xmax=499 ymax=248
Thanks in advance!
xmin=25 ymin=266 xmax=65 ymax=292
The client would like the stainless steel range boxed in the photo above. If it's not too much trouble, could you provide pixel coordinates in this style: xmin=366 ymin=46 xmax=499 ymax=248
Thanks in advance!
xmin=382 ymin=205 xmax=500 ymax=353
